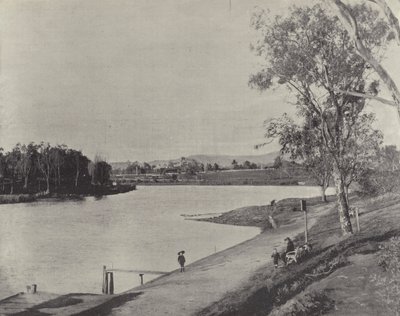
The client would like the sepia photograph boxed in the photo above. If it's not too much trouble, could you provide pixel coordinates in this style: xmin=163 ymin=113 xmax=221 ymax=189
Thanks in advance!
xmin=0 ymin=0 xmax=400 ymax=315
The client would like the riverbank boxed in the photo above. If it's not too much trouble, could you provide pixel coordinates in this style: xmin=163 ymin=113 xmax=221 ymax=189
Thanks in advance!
xmin=0 ymin=193 xmax=334 ymax=315
xmin=0 ymin=184 xmax=136 ymax=205
xmin=2 ymin=191 xmax=398 ymax=315
xmin=197 ymin=193 xmax=400 ymax=316
xmin=191 ymin=195 xmax=336 ymax=230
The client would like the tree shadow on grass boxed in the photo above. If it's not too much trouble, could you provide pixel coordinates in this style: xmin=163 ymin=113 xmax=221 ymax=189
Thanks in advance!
xmin=9 ymin=292 xmax=141 ymax=316
xmin=72 ymin=292 xmax=142 ymax=316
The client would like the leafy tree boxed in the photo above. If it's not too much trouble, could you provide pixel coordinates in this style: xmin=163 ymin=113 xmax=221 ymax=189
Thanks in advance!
xmin=243 ymin=161 xmax=252 ymax=169
xmin=89 ymin=155 xmax=111 ymax=185
xmin=36 ymin=142 xmax=52 ymax=194
xmin=231 ymin=160 xmax=238 ymax=170
xmin=250 ymin=4 xmax=390 ymax=234
xmin=4 ymin=146 xmax=24 ymax=194
xmin=16 ymin=143 xmax=38 ymax=191
xmin=264 ymin=114 xmax=333 ymax=202
xmin=143 ymin=162 xmax=152 ymax=173
xmin=0 ymin=148 xmax=5 ymax=193
xmin=379 ymin=145 xmax=400 ymax=172
xmin=272 ymin=156 xmax=282 ymax=169
xmin=359 ymin=145 xmax=400 ymax=196
xmin=341 ymin=113 xmax=383 ymax=202
xmin=213 ymin=163 xmax=220 ymax=171
xmin=250 ymin=162 xmax=258 ymax=169
xmin=50 ymin=145 xmax=66 ymax=189
xmin=63 ymin=149 xmax=90 ymax=188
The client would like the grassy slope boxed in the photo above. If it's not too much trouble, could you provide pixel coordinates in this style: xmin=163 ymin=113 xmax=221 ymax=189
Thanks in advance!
xmin=196 ymin=193 xmax=400 ymax=316
xmin=194 ymin=195 xmax=336 ymax=230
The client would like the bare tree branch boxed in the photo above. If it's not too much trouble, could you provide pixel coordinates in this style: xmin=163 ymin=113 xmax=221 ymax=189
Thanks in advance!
xmin=335 ymin=88 xmax=397 ymax=106
xmin=326 ymin=0 xmax=400 ymax=117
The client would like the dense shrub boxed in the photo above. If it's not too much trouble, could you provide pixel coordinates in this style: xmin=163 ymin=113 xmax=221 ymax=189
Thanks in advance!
xmin=269 ymin=290 xmax=334 ymax=316
xmin=370 ymin=237 xmax=400 ymax=315
xmin=357 ymin=169 xmax=400 ymax=196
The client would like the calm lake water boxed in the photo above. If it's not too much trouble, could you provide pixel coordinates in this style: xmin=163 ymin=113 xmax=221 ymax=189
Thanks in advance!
xmin=0 ymin=185 xmax=333 ymax=299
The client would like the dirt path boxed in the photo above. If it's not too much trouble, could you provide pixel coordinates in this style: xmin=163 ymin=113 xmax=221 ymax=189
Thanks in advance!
xmin=107 ymin=203 xmax=330 ymax=316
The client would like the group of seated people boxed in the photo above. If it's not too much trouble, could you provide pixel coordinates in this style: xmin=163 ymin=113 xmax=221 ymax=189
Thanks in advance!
xmin=271 ymin=237 xmax=312 ymax=268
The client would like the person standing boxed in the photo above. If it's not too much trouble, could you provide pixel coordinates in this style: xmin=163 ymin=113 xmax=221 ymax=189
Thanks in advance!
xmin=178 ymin=251 xmax=186 ymax=272
xmin=282 ymin=237 xmax=295 ymax=265
xmin=271 ymin=248 xmax=280 ymax=268
xmin=285 ymin=237 xmax=295 ymax=253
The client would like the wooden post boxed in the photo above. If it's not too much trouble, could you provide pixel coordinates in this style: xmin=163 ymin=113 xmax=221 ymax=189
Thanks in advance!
xmin=268 ymin=215 xmax=278 ymax=229
xmin=104 ymin=270 xmax=109 ymax=294
xmin=355 ymin=207 xmax=360 ymax=233
xmin=301 ymin=200 xmax=308 ymax=243
xmin=108 ymin=272 xmax=114 ymax=294
xmin=102 ymin=266 xmax=107 ymax=294
xmin=139 ymin=273 xmax=144 ymax=285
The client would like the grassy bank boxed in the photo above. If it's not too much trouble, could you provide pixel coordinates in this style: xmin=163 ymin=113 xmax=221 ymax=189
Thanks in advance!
xmin=196 ymin=193 xmax=400 ymax=316
xmin=194 ymin=195 xmax=336 ymax=230
xmin=0 ymin=194 xmax=37 ymax=204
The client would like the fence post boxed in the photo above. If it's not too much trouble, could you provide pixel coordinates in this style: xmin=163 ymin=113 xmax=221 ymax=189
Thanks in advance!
xmin=301 ymin=200 xmax=308 ymax=243
xmin=355 ymin=207 xmax=360 ymax=233
xmin=104 ymin=270 xmax=109 ymax=294
xmin=108 ymin=272 xmax=114 ymax=294
xmin=102 ymin=266 xmax=107 ymax=294
xmin=139 ymin=273 xmax=144 ymax=285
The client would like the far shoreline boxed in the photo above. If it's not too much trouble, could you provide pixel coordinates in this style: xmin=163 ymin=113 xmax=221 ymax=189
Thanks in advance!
xmin=0 ymin=184 xmax=136 ymax=205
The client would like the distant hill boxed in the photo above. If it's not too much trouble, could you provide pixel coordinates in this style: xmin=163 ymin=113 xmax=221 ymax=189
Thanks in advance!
xmin=187 ymin=152 xmax=279 ymax=168
xmin=110 ymin=152 xmax=280 ymax=170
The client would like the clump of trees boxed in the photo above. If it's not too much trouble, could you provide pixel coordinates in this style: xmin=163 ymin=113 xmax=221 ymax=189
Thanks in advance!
xmin=0 ymin=142 xmax=111 ymax=195
xmin=205 ymin=162 xmax=220 ymax=172
xmin=231 ymin=160 xmax=259 ymax=170
xmin=251 ymin=3 xmax=392 ymax=234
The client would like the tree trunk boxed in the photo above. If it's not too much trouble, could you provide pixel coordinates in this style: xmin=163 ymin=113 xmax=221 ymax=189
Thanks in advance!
xmin=45 ymin=177 xmax=50 ymax=195
xmin=75 ymin=170 xmax=79 ymax=187
xmin=320 ymin=185 xmax=327 ymax=202
xmin=333 ymin=169 xmax=353 ymax=235
xmin=344 ymin=185 xmax=350 ymax=206
xmin=10 ymin=180 xmax=14 ymax=195
xmin=24 ymin=176 xmax=29 ymax=191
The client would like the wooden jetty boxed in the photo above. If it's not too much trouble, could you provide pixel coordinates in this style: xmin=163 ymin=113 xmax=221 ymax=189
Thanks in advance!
xmin=102 ymin=266 xmax=169 ymax=294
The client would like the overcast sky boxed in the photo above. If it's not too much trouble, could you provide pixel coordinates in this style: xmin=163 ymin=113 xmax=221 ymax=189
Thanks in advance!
xmin=1 ymin=0 xmax=400 ymax=162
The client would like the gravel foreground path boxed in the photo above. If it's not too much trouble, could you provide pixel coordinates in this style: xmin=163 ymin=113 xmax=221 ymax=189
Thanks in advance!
xmin=109 ymin=203 xmax=329 ymax=316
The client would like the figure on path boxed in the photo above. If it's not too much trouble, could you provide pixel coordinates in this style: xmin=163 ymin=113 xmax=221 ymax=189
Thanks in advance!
xmin=271 ymin=248 xmax=280 ymax=268
xmin=281 ymin=237 xmax=295 ymax=265
xmin=285 ymin=237 xmax=294 ymax=253
xmin=178 ymin=251 xmax=186 ymax=272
